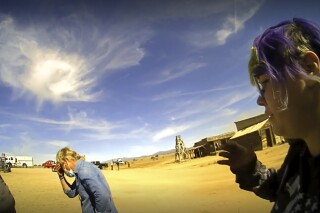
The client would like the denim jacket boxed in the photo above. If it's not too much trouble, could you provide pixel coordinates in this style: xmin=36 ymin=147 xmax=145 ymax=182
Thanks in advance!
xmin=65 ymin=160 xmax=118 ymax=213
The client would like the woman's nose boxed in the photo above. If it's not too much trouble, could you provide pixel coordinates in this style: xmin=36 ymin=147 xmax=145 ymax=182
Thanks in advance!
xmin=257 ymin=95 xmax=266 ymax=106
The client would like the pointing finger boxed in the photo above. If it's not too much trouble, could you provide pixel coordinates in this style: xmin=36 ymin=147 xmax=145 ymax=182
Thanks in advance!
xmin=218 ymin=151 xmax=231 ymax=159
xmin=217 ymin=159 xmax=230 ymax=166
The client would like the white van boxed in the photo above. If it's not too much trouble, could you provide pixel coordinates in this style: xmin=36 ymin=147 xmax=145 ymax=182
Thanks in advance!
xmin=5 ymin=156 xmax=33 ymax=168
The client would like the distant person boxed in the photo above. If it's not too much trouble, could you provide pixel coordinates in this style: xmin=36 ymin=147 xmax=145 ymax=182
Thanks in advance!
xmin=218 ymin=18 xmax=320 ymax=212
xmin=116 ymin=161 xmax=119 ymax=171
xmin=0 ymin=175 xmax=16 ymax=213
xmin=55 ymin=147 xmax=118 ymax=213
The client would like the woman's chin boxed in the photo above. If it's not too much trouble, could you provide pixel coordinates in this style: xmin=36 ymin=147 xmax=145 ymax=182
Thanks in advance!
xmin=269 ymin=121 xmax=283 ymax=136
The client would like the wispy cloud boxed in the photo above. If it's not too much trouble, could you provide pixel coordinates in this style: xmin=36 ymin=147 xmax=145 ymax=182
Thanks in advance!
xmin=47 ymin=140 xmax=70 ymax=148
xmin=144 ymin=61 xmax=206 ymax=85
xmin=0 ymin=17 xmax=98 ymax=105
xmin=77 ymin=123 xmax=153 ymax=143
xmin=12 ymin=132 xmax=40 ymax=155
xmin=151 ymin=106 xmax=238 ymax=142
xmin=0 ymin=124 xmax=13 ymax=140
xmin=151 ymin=83 xmax=247 ymax=101
xmin=152 ymin=124 xmax=191 ymax=142
xmin=10 ymin=133 xmax=70 ymax=163
xmin=0 ymin=108 xmax=119 ymax=133
xmin=89 ymin=30 xmax=150 ymax=72
xmin=0 ymin=15 xmax=150 ymax=107
xmin=161 ymin=89 xmax=255 ymax=122
xmin=185 ymin=0 xmax=265 ymax=48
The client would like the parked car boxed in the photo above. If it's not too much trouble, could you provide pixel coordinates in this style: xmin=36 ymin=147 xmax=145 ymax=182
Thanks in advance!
xmin=42 ymin=160 xmax=56 ymax=171
xmin=91 ymin=161 xmax=108 ymax=169
xmin=113 ymin=159 xmax=125 ymax=164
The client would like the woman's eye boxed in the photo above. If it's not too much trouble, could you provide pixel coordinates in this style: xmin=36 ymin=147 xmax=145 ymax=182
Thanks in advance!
xmin=260 ymin=79 xmax=269 ymax=89
xmin=257 ymin=79 xmax=269 ymax=96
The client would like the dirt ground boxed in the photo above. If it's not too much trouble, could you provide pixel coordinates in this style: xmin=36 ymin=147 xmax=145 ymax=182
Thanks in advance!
xmin=1 ymin=143 xmax=289 ymax=213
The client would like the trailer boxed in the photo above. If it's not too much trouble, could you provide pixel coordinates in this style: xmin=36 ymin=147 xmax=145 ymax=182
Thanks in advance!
xmin=5 ymin=155 xmax=33 ymax=168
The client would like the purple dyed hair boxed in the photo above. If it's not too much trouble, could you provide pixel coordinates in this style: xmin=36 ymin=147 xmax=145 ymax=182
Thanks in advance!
xmin=248 ymin=18 xmax=320 ymax=85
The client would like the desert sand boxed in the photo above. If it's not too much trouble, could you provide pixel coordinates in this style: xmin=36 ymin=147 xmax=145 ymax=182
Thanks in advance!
xmin=1 ymin=143 xmax=289 ymax=213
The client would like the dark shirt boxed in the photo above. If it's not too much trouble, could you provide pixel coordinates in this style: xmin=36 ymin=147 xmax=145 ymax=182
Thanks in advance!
xmin=0 ymin=175 xmax=16 ymax=213
xmin=65 ymin=160 xmax=118 ymax=213
xmin=235 ymin=140 xmax=320 ymax=212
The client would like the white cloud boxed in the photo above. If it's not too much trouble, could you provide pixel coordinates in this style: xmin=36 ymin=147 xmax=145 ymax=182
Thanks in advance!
xmin=152 ymin=124 xmax=190 ymax=142
xmin=9 ymin=133 xmax=70 ymax=164
xmin=65 ymin=109 xmax=119 ymax=133
xmin=91 ymin=33 xmax=149 ymax=72
xmin=0 ymin=17 xmax=98 ymax=104
xmin=151 ymin=83 xmax=247 ymax=101
xmin=0 ymin=109 xmax=119 ymax=133
xmin=145 ymin=61 xmax=206 ymax=85
xmin=151 ymin=83 xmax=255 ymax=121
xmin=78 ymin=124 xmax=152 ymax=143
xmin=151 ymin=91 xmax=183 ymax=101
xmin=47 ymin=140 xmax=70 ymax=148
xmin=150 ymin=106 xmax=238 ymax=143
xmin=186 ymin=0 xmax=265 ymax=48
xmin=0 ymin=16 xmax=150 ymax=106
xmin=12 ymin=133 xmax=38 ymax=156
xmin=159 ymin=88 xmax=254 ymax=123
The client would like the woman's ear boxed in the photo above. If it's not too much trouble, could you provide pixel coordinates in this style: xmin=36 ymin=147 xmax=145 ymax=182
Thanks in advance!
xmin=303 ymin=51 xmax=320 ymax=75
xmin=303 ymin=51 xmax=320 ymax=88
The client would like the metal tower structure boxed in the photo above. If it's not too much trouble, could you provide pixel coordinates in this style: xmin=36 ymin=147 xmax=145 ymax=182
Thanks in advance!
xmin=175 ymin=135 xmax=190 ymax=163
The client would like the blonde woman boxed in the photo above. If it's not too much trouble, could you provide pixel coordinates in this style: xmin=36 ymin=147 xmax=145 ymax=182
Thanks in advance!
xmin=56 ymin=147 xmax=118 ymax=213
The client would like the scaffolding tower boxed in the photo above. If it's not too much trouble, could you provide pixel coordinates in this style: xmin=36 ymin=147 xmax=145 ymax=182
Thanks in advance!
xmin=175 ymin=135 xmax=190 ymax=163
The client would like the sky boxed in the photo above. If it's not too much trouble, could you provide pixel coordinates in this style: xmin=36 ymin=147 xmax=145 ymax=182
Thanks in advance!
xmin=0 ymin=0 xmax=319 ymax=165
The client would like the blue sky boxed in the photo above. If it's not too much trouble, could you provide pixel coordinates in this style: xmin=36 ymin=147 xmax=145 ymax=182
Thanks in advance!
xmin=0 ymin=0 xmax=319 ymax=165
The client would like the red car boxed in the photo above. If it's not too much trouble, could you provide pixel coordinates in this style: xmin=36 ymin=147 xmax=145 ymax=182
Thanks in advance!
xmin=42 ymin=160 xmax=56 ymax=169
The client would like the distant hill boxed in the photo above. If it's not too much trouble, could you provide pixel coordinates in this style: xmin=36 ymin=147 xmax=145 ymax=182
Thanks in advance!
xmin=152 ymin=149 xmax=175 ymax=156
xmin=102 ymin=148 xmax=176 ymax=163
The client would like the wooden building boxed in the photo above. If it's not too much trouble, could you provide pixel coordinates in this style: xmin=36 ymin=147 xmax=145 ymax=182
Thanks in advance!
xmin=191 ymin=131 xmax=235 ymax=158
xmin=230 ymin=114 xmax=283 ymax=151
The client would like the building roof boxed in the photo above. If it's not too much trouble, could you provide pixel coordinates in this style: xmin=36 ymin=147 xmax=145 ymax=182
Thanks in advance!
xmin=205 ymin=131 xmax=235 ymax=142
xmin=234 ymin=114 xmax=268 ymax=131
xmin=187 ymin=145 xmax=205 ymax=151
xmin=230 ymin=119 xmax=268 ymax=139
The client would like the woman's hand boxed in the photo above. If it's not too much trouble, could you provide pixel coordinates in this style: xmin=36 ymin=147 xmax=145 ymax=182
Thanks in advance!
xmin=217 ymin=141 xmax=257 ymax=174
xmin=54 ymin=164 xmax=64 ymax=177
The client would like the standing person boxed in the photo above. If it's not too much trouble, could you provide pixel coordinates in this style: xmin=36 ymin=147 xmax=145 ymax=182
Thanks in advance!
xmin=218 ymin=18 xmax=320 ymax=212
xmin=115 ymin=161 xmax=119 ymax=171
xmin=55 ymin=147 xmax=118 ymax=213
xmin=110 ymin=161 xmax=113 ymax=171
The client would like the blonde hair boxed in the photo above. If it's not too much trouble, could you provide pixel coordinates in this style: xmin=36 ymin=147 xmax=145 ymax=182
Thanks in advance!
xmin=56 ymin=147 xmax=85 ymax=163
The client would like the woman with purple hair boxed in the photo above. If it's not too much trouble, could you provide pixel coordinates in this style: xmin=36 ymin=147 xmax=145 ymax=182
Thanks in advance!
xmin=218 ymin=18 xmax=320 ymax=212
